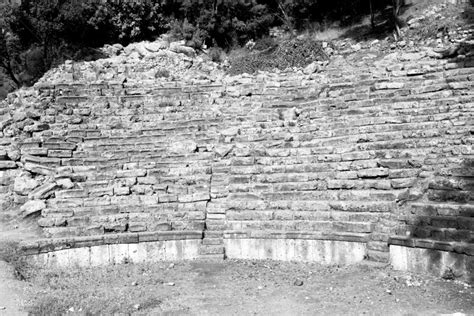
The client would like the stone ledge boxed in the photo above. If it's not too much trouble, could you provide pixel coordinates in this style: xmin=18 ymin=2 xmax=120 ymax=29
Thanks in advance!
xmin=224 ymin=238 xmax=367 ymax=264
xmin=223 ymin=231 xmax=369 ymax=243
xmin=28 ymin=239 xmax=202 ymax=267
xmin=390 ymin=245 xmax=473 ymax=284
xmin=388 ymin=237 xmax=474 ymax=256
xmin=19 ymin=231 xmax=203 ymax=255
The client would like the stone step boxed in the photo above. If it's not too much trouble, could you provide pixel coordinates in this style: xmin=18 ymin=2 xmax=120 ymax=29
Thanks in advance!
xmin=389 ymin=236 xmax=474 ymax=255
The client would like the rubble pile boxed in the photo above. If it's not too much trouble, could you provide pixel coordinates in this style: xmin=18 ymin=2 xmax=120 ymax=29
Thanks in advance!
xmin=37 ymin=39 xmax=225 ymax=87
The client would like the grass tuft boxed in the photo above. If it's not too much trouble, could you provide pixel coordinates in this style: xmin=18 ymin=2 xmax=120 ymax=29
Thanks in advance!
xmin=0 ymin=240 xmax=33 ymax=281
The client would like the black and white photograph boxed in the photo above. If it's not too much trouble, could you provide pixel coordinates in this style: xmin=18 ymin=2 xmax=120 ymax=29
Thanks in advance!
xmin=0 ymin=0 xmax=473 ymax=314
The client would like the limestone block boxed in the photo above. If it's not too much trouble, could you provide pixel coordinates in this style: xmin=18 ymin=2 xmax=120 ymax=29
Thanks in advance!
xmin=214 ymin=144 xmax=234 ymax=157
xmin=23 ymin=123 xmax=49 ymax=132
xmin=357 ymin=168 xmax=389 ymax=178
xmin=13 ymin=174 xmax=40 ymax=195
xmin=48 ymin=149 xmax=72 ymax=158
xmin=374 ymin=82 xmax=405 ymax=90
xmin=20 ymin=200 xmax=46 ymax=217
xmin=129 ymin=222 xmax=147 ymax=232
xmin=0 ymin=160 xmax=17 ymax=169
xmin=29 ymin=182 xmax=57 ymax=199
xmin=221 ymin=127 xmax=240 ymax=137
xmin=327 ymin=179 xmax=355 ymax=189
xmin=169 ymin=140 xmax=198 ymax=154
xmin=43 ymin=141 xmax=77 ymax=150
xmin=38 ymin=218 xmax=56 ymax=227
xmin=169 ymin=42 xmax=195 ymax=57
xmin=56 ymin=178 xmax=74 ymax=189
xmin=224 ymin=238 xmax=366 ymax=264
xmin=335 ymin=171 xmax=358 ymax=179
xmin=84 ymin=197 xmax=111 ymax=207
xmin=55 ymin=189 xmax=87 ymax=199
xmin=137 ymin=177 xmax=159 ymax=185
xmin=0 ymin=116 xmax=12 ymax=131
xmin=399 ymin=52 xmax=426 ymax=61
xmin=114 ymin=187 xmax=131 ymax=196
xmin=388 ymin=169 xmax=420 ymax=178
xmin=303 ymin=62 xmax=320 ymax=75
xmin=390 ymin=245 xmax=473 ymax=283
xmin=21 ymin=148 xmax=48 ymax=156
xmin=116 ymin=169 xmax=147 ymax=178
xmin=7 ymin=147 xmax=21 ymax=161
xmin=391 ymin=178 xmax=416 ymax=189
xmin=88 ymin=186 xmax=114 ymax=197
xmin=145 ymin=40 xmax=169 ymax=52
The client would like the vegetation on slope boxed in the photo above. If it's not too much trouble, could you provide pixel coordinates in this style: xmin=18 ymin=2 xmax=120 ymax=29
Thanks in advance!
xmin=0 ymin=0 xmax=472 ymax=95
xmin=0 ymin=0 xmax=407 ymax=95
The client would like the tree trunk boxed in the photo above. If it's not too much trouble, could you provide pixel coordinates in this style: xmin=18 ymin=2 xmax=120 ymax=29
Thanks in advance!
xmin=1 ymin=61 xmax=20 ymax=88
xmin=369 ymin=0 xmax=375 ymax=29
xmin=277 ymin=0 xmax=295 ymax=36
xmin=392 ymin=0 xmax=402 ymax=39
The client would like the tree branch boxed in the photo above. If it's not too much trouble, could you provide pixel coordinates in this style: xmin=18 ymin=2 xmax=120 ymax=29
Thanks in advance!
xmin=277 ymin=0 xmax=294 ymax=36
xmin=0 ymin=60 xmax=20 ymax=88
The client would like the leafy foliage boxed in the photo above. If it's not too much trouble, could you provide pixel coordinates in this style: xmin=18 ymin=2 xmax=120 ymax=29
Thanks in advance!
xmin=169 ymin=0 xmax=275 ymax=48
xmin=0 ymin=0 xmax=401 ymax=94
xmin=229 ymin=38 xmax=329 ymax=75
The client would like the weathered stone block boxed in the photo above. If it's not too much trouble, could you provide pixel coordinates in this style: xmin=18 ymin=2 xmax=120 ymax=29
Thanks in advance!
xmin=20 ymin=200 xmax=46 ymax=217
xmin=391 ymin=178 xmax=416 ymax=189
xmin=358 ymin=168 xmax=389 ymax=178
xmin=48 ymin=150 xmax=73 ymax=158
xmin=341 ymin=152 xmax=371 ymax=161
xmin=116 ymin=169 xmax=147 ymax=178
xmin=0 ymin=161 xmax=17 ymax=169
xmin=14 ymin=175 xmax=40 ymax=195
xmin=114 ymin=187 xmax=131 ymax=195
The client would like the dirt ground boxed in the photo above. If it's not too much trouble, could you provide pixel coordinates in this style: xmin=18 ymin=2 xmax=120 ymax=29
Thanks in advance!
xmin=0 ymin=261 xmax=27 ymax=316
xmin=6 ymin=259 xmax=470 ymax=315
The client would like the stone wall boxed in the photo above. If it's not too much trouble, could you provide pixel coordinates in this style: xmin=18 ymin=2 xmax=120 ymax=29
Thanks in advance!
xmin=0 ymin=48 xmax=473 ymax=280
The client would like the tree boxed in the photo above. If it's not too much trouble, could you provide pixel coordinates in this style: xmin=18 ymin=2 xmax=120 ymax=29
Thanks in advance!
xmin=0 ymin=3 xmax=20 ymax=88
xmin=392 ymin=0 xmax=404 ymax=39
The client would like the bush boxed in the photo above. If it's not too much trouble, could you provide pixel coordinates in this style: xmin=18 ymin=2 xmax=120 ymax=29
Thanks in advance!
xmin=0 ymin=0 xmax=403 ymax=94
xmin=228 ymin=38 xmax=328 ymax=75
xmin=253 ymin=36 xmax=277 ymax=51
xmin=208 ymin=47 xmax=224 ymax=63
xmin=1 ymin=0 xmax=171 ymax=88
xmin=169 ymin=0 xmax=275 ymax=48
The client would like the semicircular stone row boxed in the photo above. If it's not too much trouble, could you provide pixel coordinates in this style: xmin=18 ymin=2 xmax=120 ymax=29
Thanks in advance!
xmin=0 ymin=53 xmax=473 ymax=271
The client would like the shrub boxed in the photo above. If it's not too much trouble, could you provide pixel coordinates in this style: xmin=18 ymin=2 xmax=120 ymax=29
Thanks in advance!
xmin=155 ymin=68 xmax=170 ymax=78
xmin=253 ymin=36 xmax=277 ymax=51
xmin=208 ymin=47 xmax=224 ymax=63
xmin=0 ymin=0 xmax=404 ymax=94
xmin=228 ymin=38 xmax=328 ymax=75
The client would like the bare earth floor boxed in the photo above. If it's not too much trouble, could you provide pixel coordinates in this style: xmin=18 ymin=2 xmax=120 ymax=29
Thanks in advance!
xmin=0 ymin=261 xmax=27 ymax=316
xmin=10 ymin=260 xmax=474 ymax=315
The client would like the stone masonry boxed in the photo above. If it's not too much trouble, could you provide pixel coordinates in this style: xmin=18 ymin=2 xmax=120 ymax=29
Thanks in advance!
xmin=0 ymin=40 xmax=473 ymax=279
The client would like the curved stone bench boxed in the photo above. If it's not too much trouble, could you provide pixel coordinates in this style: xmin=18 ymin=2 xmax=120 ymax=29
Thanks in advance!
xmin=20 ymin=231 xmax=203 ymax=267
xmin=224 ymin=231 xmax=367 ymax=264
xmin=1 ymin=52 xmax=472 ymax=283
